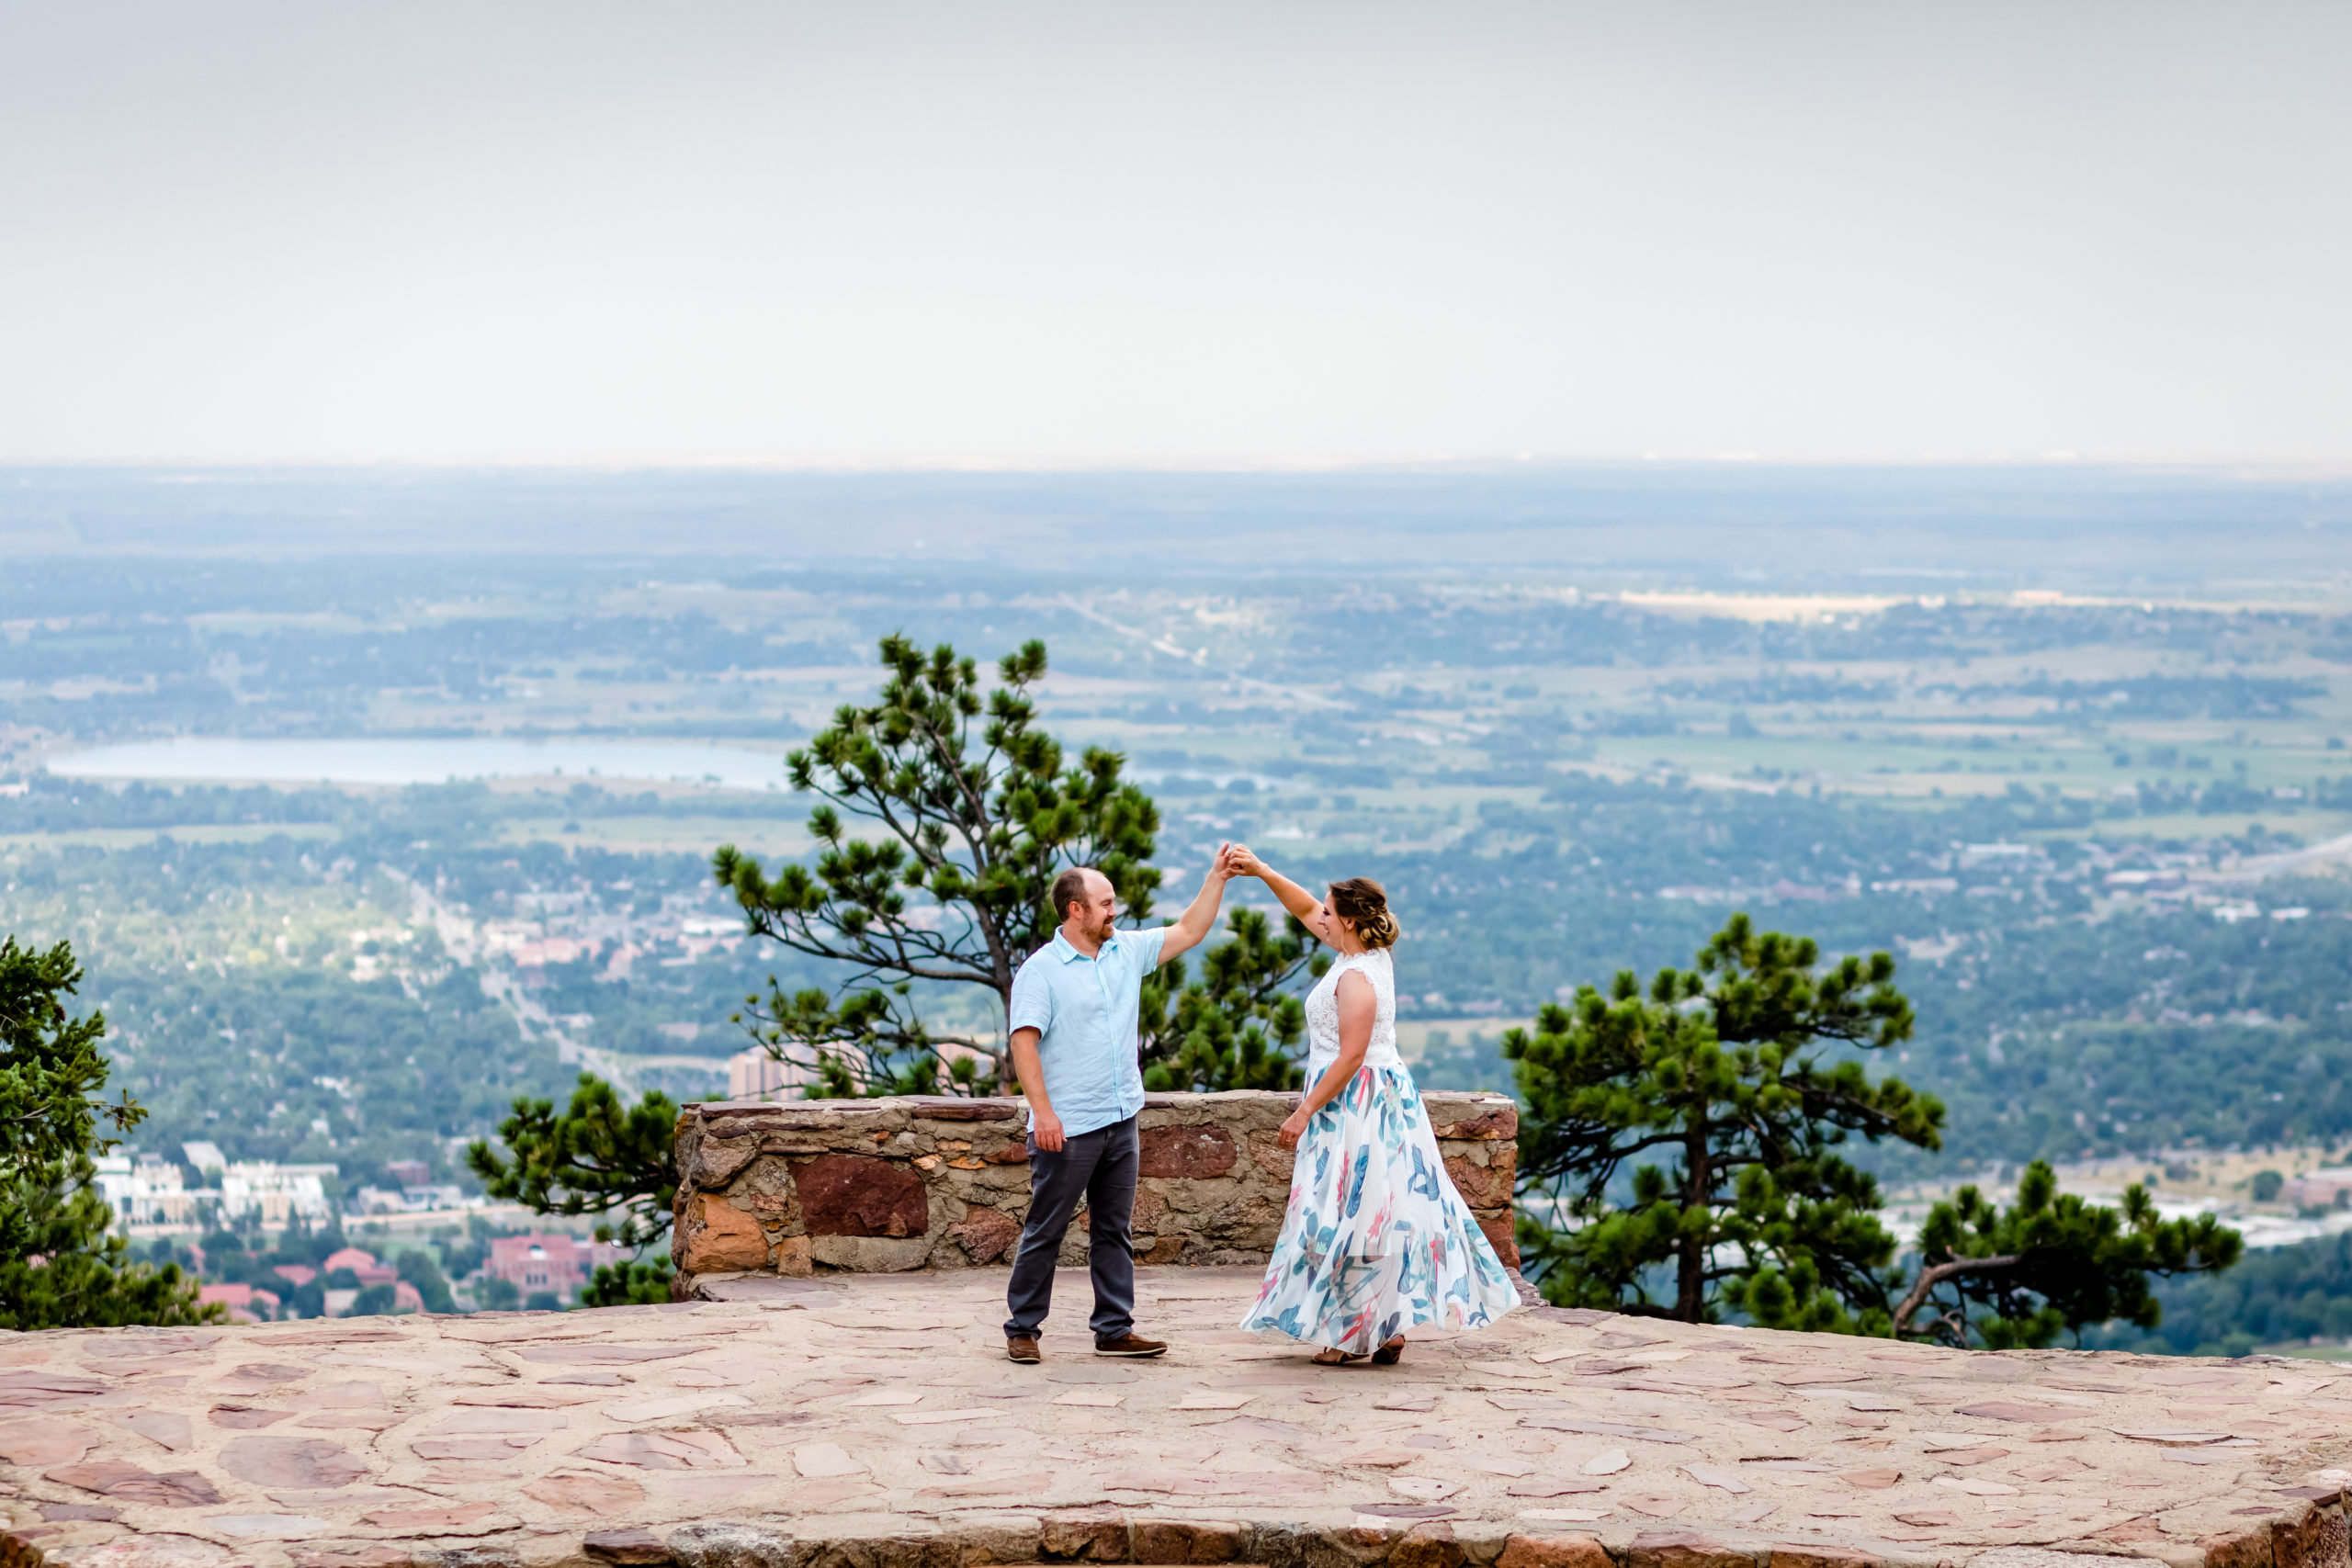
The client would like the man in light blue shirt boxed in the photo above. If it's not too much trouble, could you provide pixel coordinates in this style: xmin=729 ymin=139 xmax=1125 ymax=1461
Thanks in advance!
xmin=1002 ymin=849 xmax=1235 ymax=1362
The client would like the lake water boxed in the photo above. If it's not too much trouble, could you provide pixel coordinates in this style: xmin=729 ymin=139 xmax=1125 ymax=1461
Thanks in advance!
xmin=47 ymin=737 xmax=791 ymax=790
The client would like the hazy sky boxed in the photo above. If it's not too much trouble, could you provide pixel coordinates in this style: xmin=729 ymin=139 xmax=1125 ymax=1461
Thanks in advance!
xmin=4 ymin=1 xmax=2347 ymax=467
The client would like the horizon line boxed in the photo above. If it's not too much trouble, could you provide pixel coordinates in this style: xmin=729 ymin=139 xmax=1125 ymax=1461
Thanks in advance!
xmin=6 ymin=456 xmax=2352 ymax=481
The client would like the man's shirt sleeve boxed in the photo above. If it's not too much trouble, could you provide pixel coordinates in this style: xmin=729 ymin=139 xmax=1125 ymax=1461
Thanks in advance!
xmin=1007 ymin=955 xmax=1055 ymax=1035
xmin=1129 ymin=924 xmax=1171 ymax=969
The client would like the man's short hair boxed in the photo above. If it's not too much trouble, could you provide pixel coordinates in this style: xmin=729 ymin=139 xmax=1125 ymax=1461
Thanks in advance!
xmin=1050 ymin=865 xmax=1097 ymax=923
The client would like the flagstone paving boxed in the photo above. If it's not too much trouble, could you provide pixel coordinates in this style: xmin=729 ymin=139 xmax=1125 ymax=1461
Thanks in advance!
xmin=6 ymin=1267 xmax=2351 ymax=1568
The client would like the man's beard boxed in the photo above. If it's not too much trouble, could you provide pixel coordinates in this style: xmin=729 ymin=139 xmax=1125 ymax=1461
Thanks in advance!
xmin=1087 ymin=914 xmax=1116 ymax=944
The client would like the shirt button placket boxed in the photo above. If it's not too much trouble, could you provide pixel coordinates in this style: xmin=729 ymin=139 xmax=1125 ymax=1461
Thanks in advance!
xmin=1098 ymin=954 xmax=1114 ymax=1106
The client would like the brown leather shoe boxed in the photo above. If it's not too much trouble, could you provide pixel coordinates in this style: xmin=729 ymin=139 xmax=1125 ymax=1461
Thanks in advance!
xmin=1093 ymin=1332 xmax=1168 ymax=1358
xmin=1006 ymin=1336 xmax=1041 ymax=1364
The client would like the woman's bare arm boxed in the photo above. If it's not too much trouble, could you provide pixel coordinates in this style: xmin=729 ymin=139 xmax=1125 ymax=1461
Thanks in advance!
xmin=1227 ymin=844 xmax=1328 ymax=930
xmin=1280 ymin=969 xmax=1376 ymax=1147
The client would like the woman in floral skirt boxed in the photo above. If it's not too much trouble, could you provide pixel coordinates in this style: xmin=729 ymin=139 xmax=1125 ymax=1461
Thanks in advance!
xmin=1224 ymin=847 xmax=1518 ymax=1364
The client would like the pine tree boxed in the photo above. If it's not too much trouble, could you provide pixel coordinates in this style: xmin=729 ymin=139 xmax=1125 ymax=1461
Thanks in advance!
xmin=1508 ymin=915 xmax=2246 ymax=1340
xmin=1140 ymin=907 xmax=1327 ymax=1092
xmin=465 ymin=1073 xmax=678 ymax=1305
xmin=0 ymin=936 xmax=213 ymax=1330
xmin=714 ymin=635 xmax=1163 ymax=1095
xmin=1894 ymin=1160 xmax=2241 ymax=1348
xmin=1504 ymin=914 xmax=1940 ymax=1326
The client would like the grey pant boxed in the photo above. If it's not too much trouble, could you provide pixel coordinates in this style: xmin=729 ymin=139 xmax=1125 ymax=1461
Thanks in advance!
xmin=1003 ymin=1114 xmax=1137 ymax=1342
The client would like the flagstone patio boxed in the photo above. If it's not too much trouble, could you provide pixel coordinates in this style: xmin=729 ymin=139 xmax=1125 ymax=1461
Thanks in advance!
xmin=5 ymin=1266 xmax=2349 ymax=1568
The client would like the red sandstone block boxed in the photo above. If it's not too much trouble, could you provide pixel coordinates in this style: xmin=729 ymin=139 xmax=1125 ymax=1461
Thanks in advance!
xmin=1433 ymin=1103 xmax=1518 ymax=1140
xmin=903 ymin=1097 xmax=1023 ymax=1122
xmin=795 ymin=1154 xmax=930 ymax=1237
xmin=1392 ymin=1521 xmax=1467 ymax=1568
xmin=1132 ymin=1519 xmax=1242 ymax=1563
xmin=2275 ymin=1506 xmax=2349 ymax=1568
xmin=1498 ymin=1534 xmax=1610 ymax=1568
xmin=1627 ymin=1533 xmax=1758 ymax=1568
xmin=2207 ymin=1531 xmax=2277 ymax=1568
xmin=677 ymin=1193 xmax=769 ymax=1273
xmin=1444 ymin=1155 xmax=1514 ymax=1210
xmin=1041 ymin=1511 xmax=1128 ymax=1561
xmin=584 ymin=1529 xmax=673 ymax=1565
xmin=1769 ymin=1549 xmax=1883 ymax=1568
xmin=947 ymin=1205 xmax=1022 ymax=1264
xmin=1138 ymin=1125 xmax=1238 ymax=1179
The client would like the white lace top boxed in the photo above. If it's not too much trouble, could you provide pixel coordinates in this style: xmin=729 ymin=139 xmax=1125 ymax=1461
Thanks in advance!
xmin=1303 ymin=946 xmax=1403 ymax=1077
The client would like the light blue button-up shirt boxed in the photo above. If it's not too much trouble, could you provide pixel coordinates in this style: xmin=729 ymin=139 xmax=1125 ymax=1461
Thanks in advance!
xmin=1006 ymin=924 xmax=1169 ymax=1139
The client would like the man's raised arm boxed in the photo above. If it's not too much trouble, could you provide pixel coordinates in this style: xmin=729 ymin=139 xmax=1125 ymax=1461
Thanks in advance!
xmin=1155 ymin=843 xmax=1234 ymax=965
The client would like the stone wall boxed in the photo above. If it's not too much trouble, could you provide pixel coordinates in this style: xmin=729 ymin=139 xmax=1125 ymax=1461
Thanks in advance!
xmin=670 ymin=1089 xmax=1518 ymax=1293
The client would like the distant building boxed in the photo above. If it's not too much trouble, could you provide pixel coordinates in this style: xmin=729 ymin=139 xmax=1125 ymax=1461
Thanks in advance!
xmin=729 ymin=1048 xmax=818 ymax=1102
xmin=198 ymin=1282 xmax=282 ymax=1324
xmin=351 ymin=1183 xmax=469 ymax=1214
xmin=484 ymin=1234 xmax=628 ymax=1299
xmin=385 ymin=1160 xmax=432 ymax=1190
xmin=91 ymin=1145 xmax=336 ymax=1231
xmin=318 ymin=1279 xmax=422 ymax=1315
xmin=323 ymin=1247 xmax=398 ymax=1288
xmin=94 ymin=1154 xmax=211 ymax=1227
xmin=220 ymin=1160 xmax=335 ymax=1224
xmin=2287 ymin=1169 xmax=2352 ymax=1210
xmin=300 ymin=1247 xmax=424 ymax=1314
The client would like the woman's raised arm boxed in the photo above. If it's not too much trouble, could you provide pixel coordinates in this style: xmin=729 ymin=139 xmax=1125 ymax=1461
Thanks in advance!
xmin=1227 ymin=843 xmax=1326 ymax=928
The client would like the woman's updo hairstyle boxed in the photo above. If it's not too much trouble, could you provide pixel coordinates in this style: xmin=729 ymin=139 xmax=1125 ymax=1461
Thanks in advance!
xmin=1327 ymin=876 xmax=1399 ymax=950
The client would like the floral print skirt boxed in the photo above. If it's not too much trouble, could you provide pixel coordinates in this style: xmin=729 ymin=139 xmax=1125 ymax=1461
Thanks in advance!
xmin=1238 ymin=1062 xmax=1519 ymax=1352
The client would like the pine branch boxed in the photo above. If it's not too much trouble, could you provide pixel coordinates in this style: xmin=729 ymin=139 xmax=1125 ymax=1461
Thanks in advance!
xmin=1892 ymin=1252 xmax=2024 ymax=1337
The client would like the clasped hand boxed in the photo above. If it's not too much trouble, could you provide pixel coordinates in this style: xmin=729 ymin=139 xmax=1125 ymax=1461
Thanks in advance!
xmin=1276 ymin=1107 xmax=1311 ymax=1149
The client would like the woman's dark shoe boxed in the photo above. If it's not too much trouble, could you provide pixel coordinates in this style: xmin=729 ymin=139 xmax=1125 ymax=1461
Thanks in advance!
xmin=1372 ymin=1337 xmax=1406 ymax=1365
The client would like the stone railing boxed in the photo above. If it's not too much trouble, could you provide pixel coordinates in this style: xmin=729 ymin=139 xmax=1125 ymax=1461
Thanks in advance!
xmin=670 ymin=1089 xmax=1519 ymax=1294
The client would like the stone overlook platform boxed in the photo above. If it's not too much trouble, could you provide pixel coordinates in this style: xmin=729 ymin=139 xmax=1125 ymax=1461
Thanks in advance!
xmin=8 ymin=1266 xmax=2352 ymax=1568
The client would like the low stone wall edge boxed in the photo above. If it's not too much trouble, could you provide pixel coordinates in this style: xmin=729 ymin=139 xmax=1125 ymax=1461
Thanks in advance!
xmin=672 ymin=1089 xmax=1519 ymax=1290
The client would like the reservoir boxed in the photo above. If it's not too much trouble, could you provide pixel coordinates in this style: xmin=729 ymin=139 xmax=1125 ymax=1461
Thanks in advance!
xmin=44 ymin=737 xmax=791 ymax=790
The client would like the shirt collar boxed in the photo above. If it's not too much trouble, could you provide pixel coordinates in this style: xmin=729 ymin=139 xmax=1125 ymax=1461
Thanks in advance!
xmin=1051 ymin=929 xmax=1121 ymax=963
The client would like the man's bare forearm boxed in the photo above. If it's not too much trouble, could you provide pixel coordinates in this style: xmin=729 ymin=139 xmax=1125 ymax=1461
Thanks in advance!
xmin=1010 ymin=1026 xmax=1065 ymax=1150
xmin=1175 ymin=863 xmax=1229 ymax=942
xmin=1011 ymin=1031 xmax=1051 ymax=1114
xmin=1159 ymin=847 xmax=1233 ymax=961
